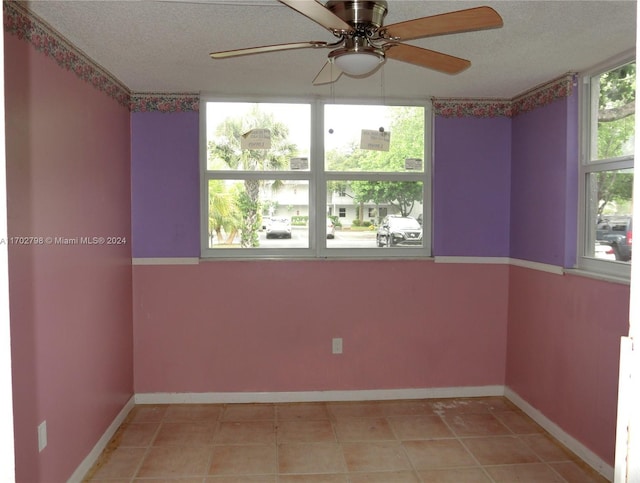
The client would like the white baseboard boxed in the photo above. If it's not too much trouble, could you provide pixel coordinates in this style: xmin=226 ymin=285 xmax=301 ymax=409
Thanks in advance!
xmin=434 ymin=256 xmax=511 ymax=265
xmin=505 ymin=387 xmax=614 ymax=482
xmin=508 ymin=258 xmax=565 ymax=275
xmin=67 ymin=395 xmax=135 ymax=483
xmin=135 ymin=385 xmax=505 ymax=405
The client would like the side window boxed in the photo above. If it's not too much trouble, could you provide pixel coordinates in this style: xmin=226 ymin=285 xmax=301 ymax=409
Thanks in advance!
xmin=580 ymin=60 xmax=634 ymax=278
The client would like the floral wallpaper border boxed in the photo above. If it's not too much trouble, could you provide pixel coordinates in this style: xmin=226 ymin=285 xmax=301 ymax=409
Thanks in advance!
xmin=130 ymin=93 xmax=200 ymax=113
xmin=433 ymin=74 xmax=576 ymax=118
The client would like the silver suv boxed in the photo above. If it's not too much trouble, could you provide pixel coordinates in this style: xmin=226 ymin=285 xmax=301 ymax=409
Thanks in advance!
xmin=376 ymin=215 xmax=423 ymax=247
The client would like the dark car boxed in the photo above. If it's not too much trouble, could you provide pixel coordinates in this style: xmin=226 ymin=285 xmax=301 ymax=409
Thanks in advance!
xmin=376 ymin=215 xmax=423 ymax=247
xmin=596 ymin=216 xmax=632 ymax=261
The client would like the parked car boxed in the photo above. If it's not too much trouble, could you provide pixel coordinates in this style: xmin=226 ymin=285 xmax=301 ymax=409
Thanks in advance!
xmin=265 ymin=217 xmax=292 ymax=239
xmin=596 ymin=216 xmax=632 ymax=261
xmin=594 ymin=242 xmax=617 ymax=261
xmin=327 ymin=218 xmax=335 ymax=239
xmin=376 ymin=215 xmax=422 ymax=247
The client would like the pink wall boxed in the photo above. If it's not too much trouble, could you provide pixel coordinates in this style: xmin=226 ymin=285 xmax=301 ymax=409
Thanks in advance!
xmin=506 ymin=266 xmax=630 ymax=465
xmin=5 ymin=33 xmax=133 ymax=482
xmin=133 ymin=260 xmax=509 ymax=393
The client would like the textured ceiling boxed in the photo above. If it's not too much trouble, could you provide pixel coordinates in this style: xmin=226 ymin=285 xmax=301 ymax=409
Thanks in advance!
xmin=24 ymin=0 xmax=637 ymax=100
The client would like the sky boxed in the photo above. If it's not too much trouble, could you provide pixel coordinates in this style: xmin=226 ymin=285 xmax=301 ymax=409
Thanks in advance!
xmin=205 ymin=101 xmax=393 ymax=156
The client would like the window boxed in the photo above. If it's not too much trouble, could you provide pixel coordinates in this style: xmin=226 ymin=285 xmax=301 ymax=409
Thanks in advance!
xmin=201 ymin=100 xmax=431 ymax=258
xmin=580 ymin=58 xmax=634 ymax=278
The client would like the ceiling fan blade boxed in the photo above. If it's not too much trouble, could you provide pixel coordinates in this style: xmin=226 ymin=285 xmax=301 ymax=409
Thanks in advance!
xmin=312 ymin=61 xmax=343 ymax=85
xmin=210 ymin=41 xmax=328 ymax=59
xmin=385 ymin=44 xmax=470 ymax=74
xmin=382 ymin=6 xmax=503 ymax=41
xmin=279 ymin=0 xmax=352 ymax=34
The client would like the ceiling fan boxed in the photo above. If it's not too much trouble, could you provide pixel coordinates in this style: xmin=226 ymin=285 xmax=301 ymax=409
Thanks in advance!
xmin=209 ymin=0 xmax=503 ymax=85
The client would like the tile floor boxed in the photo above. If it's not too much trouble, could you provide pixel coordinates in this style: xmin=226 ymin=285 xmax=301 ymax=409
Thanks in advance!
xmin=83 ymin=396 xmax=609 ymax=482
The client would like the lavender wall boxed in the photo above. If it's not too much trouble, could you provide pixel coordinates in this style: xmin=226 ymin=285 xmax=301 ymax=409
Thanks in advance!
xmin=5 ymin=33 xmax=133 ymax=482
xmin=131 ymin=112 xmax=200 ymax=258
xmin=433 ymin=116 xmax=512 ymax=257
xmin=510 ymin=92 xmax=579 ymax=267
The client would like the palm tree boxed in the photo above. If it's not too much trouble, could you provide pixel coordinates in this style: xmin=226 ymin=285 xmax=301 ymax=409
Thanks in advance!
xmin=208 ymin=105 xmax=297 ymax=247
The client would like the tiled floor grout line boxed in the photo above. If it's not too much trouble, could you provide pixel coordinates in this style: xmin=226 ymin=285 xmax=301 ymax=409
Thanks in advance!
xmin=513 ymin=430 xmax=574 ymax=482
xmin=203 ymin=415 xmax=218 ymax=483
xmin=483 ymin=409 xmax=529 ymax=483
xmin=383 ymin=413 xmax=423 ymax=482
xmin=333 ymin=413 xmax=350 ymax=483
xmin=515 ymin=431 xmax=573 ymax=483
xmin=545 ymin=460 xmax=572 ymax=483
xmin=275 ymin=407 xmax=280 ymax=483
xmin=130 ymin=414 xmax=163 ymax=482
xmin=438 ymin=411 xmax=498 ymax=483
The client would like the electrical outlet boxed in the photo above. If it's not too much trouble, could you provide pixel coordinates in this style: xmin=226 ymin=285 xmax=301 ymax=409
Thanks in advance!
xmin=332 ymin=337 xmax=343 ymax=354
xmin=38 ymin=421 xmax=47 ymax=452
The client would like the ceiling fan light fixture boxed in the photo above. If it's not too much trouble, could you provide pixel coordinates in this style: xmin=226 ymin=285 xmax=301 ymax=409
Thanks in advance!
xmin=332 ymin=50 xmax=383 ymax=76
xmin=329 ymin=37 xmax=385 ymax=77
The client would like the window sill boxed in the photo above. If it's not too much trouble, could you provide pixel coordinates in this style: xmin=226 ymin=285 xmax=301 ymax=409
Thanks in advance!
xmin=564 ymin=268 xmax=630 ymax=286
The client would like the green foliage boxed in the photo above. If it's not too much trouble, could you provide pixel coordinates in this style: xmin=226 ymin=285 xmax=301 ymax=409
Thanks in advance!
xmin=595 ymin=62 xmax=635 ymax=214
xmin=291 ymin=216 xmax=308 ymax=226
xmin=350 ymin=180 xmax=422 ymax=217
xmin=598 ymin=115 xmax=634 ymax=159
xmin=326 ymin=106 xmax=424 ymax=173
xmin=599 ymin=63 xmax=635 ymax=112
xmin=326 ymin=106 xmax=425 ymax=218
xmin=596 ymin=170 xmax=634 ymax=215
xmin=208 ymin=179 xmax=241 ymax=244
xmin=209 ymin=105 xmax=297 ymax=171
xmin=597 ymin=63 xmax=635 ymax=159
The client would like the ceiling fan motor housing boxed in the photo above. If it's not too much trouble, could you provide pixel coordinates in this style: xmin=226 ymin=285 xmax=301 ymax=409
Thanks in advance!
xmin=325 ymin=0 xmax=388 ymax=30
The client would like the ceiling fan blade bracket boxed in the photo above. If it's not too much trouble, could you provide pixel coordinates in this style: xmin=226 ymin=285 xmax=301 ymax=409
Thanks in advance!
xmin=377 ymin=28 xmax=399 ymax=41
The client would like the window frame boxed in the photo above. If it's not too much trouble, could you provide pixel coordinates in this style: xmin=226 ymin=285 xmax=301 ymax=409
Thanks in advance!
xmin=200 ymin=97 xmax=432 ymax=259
xmin=578 ymin=52 xmax=635 ymax=280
